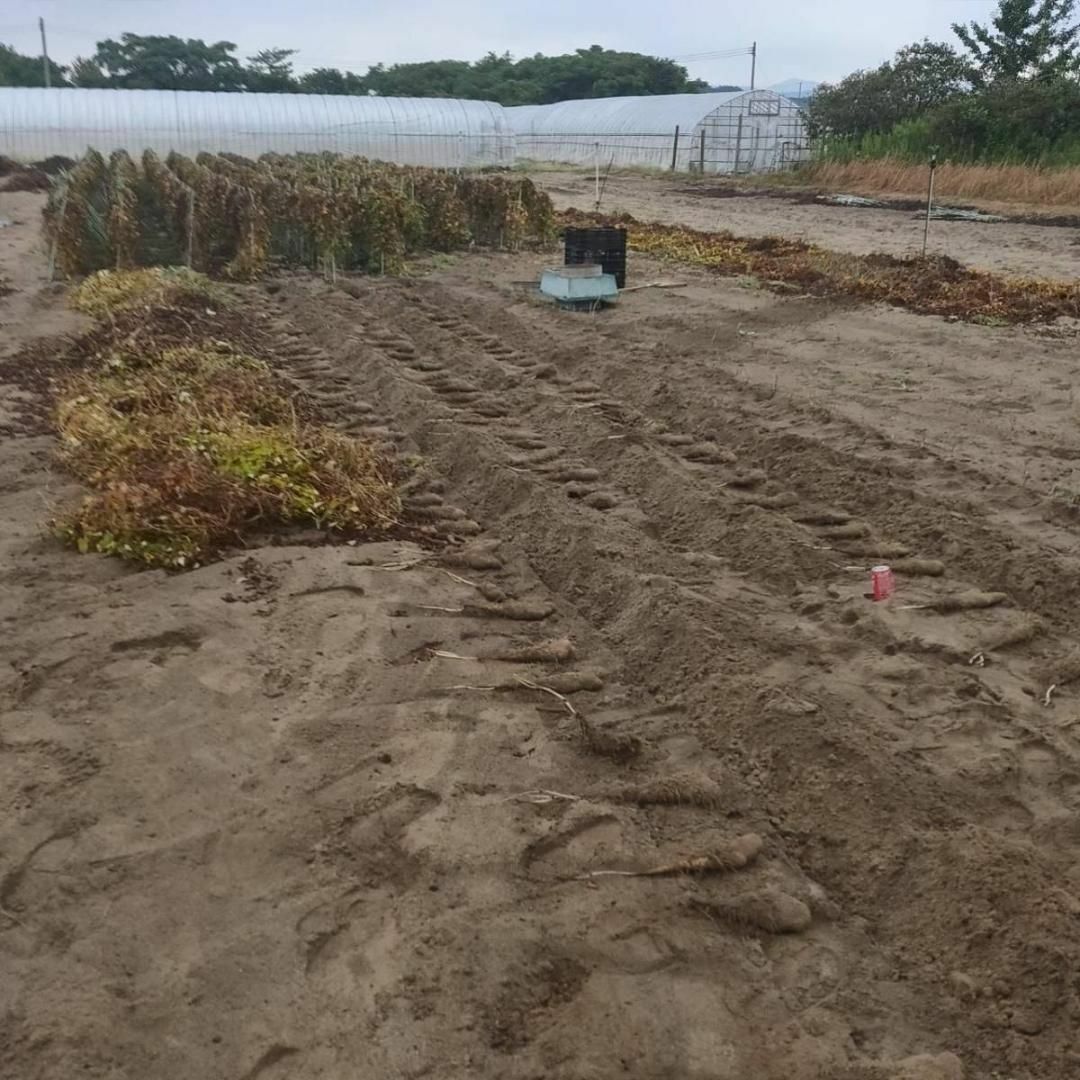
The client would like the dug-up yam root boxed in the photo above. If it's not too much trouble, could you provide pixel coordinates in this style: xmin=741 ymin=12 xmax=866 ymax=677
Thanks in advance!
xmin=505 ymin=435 xmax=548 ymax=451
xmin=492 ymin=637 xmax=575 ymax=663
xmin=793 ymin=509 xmax=851 ymax=526
xmin=890 ymin=558 xmax=945 ymax=577
xmin=552 ymin=467 xmax=601 ymax=483
xmin=683 ymin=442 xmax=736 ymax=464
xmin=538 ymin=671 xmax=603 ymax=694
xmin=694 ymin=889 xmax=812 ymax=934
xmin=605 ymin=772 xmax=726 ymax=809
xmin=727 ymin=468 xmax=768 ymax=489
xmin=818 ymin=521 xmax=871 ymax=540
xmin=579 ymin=717 xmax=643 ymax=761
xmin=435 ymin=518 xmax=483 ymax=537
xmin=465 ymin=600 xmax=555 ymax=622
xmin=840 ymin=542 xmax=913 ymax=559
xmin=980 ymin=616 xmax=1043 ymax=653
xmin=1038 ymin=651 xmax=1080 ymax=691
xmin=442 ymin=550 xmax=503 ymax=571
xmin=927 ymin=590 xmax=1008 ymax=614
xmin=509 ymin=447 xmax=562 ymax=467
xmin=588 ymin=834 xmax=763 ymax=878
xmin=401 ymin=474 xmax=445 ymax=496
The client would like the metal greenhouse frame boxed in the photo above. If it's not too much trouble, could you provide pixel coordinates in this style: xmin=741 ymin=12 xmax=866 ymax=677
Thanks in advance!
xmin=508 ymin=90 xmax=808 ymax=174
xmin=0 ymin=87 xmax=515 ymax=168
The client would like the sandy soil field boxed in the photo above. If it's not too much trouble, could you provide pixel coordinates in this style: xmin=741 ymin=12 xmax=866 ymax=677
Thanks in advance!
xmin=530 ymin=169 xmax=1080 ymax=280
xmin=3 ymin=182 xmax=1080 ymax=1080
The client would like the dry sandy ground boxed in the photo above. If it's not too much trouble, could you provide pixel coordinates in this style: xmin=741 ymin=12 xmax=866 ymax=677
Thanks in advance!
xmin=528 ymin=169 xmax=1080 ymax=280
xmin=3 ymin=186 xmax=1080 ymax=1080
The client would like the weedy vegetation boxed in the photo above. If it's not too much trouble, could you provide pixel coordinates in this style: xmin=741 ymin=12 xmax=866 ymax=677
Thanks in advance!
xmin=564 ymin=211 xmax=1080 ymax=323
xmin=51 ymin=268 xmax=401 ymax=568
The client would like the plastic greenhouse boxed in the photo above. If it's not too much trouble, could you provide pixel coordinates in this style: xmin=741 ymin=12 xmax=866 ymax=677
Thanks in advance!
xmin=508 ymin=90 xmax=808 ymax=173
xmin=0 ymin=87 xmax=515 ymax=167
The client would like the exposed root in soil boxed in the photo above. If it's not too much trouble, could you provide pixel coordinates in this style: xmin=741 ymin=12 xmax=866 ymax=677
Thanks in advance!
xmin=793 ymin=509 xmax=852 ymax=526
xmin=579 ymin=721 xmax=645 ymax=761
xmin=841 ymin=542 xmax=914 ymax=559
xmin=908 ymin=590 xmax=1009 ymax=614
xmin=890 ymin=558 xmax=946 ymax=577
xmin=968 ymin=616 xmax=1044 ymax=666
xmin=819 ymin=521 xmax=871 ymax=540
xmin=601 ymin=773 xmax=727 ymax=809
xmin=583 ymin=833 xmax=762 ymax=878
xmin=691 ymin=890 xmax=813 ymax=934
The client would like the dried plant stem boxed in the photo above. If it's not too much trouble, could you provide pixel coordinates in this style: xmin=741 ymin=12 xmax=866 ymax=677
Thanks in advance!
xmin=514 ymin=674 xmax=578 ymax=717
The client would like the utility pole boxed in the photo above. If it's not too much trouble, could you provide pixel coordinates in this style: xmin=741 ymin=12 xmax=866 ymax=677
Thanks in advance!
xmin=750 ymin=41 xmax=757 ymax=90
xmin=39 ymin=17 xmax=51 ymax=88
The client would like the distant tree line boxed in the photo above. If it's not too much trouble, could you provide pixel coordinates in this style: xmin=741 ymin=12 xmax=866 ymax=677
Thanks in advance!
xmin=0 ymin=37 xmax=709 ymax=103
xmin=808 ymin=0 xmax=1080 ymax=164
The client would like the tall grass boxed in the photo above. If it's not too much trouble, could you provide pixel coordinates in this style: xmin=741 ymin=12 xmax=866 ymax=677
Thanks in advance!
xmin=798 ymin=157 xmax=1080 ymax=208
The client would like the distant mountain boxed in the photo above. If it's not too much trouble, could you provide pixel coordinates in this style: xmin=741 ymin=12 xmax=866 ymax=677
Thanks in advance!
xmin=767 ymin=79 xmax=820 ymax=100
xmin=704 ymin=79 xmax=819 ymax=100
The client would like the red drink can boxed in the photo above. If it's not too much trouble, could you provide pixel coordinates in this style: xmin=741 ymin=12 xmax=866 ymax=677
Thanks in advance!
xmin=871 ymin=565 xmax=895 ymax=601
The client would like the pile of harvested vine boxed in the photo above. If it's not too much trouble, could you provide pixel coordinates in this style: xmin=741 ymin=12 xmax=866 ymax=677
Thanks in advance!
xmin=44 ymin=150 xmax=553 ymax=280
xmin=564 ymin=211 xmax=1080 ymax=323
xmin=50 ymin=268 xmax=401 ymax=568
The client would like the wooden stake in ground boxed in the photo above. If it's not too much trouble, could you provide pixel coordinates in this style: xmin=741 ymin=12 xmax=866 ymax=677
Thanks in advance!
xmin=922 ymin=153 xmax=938 ymax=258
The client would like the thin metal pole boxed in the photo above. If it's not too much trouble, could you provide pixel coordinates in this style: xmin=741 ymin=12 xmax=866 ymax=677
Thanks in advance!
xmin=594 ymin=142 xmax=600 ymax=211
xmin=670 ymin=125 xmax=680 ymax=171
xmin=750 ymin=42 xmax=757 ymax=91
xmin=922 ymin=154 xmax=938 ymax=257
xmin=699 ymin=127 xmax=706 ymax=174
xmin=734 ymin=115 xmax=744 ymax=175
xmin=39 ymin=18 xmax=51 ymax=88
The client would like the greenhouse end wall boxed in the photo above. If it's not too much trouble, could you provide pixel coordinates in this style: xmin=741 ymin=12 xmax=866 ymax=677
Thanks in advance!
xmin=0 ymin=88 xmax=515 ymax=168
xmin=508 ymin=90 xmax=808 ymax=174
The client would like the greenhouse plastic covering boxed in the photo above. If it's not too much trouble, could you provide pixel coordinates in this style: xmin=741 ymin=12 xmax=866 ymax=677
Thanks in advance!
xmin=0 ymin=87 xmax=515 ymax=167
xmin=509 ymin=90 xmax=807 ymax=173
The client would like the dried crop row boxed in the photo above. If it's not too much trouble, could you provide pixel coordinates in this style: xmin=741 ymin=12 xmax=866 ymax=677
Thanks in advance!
xmin=44 ymin=150 xmax=554 ymax=280
xmin=564 ymin=210 xmax=1080 ymax=323
xmin=48 ymin=268 xmax=401 ymax=568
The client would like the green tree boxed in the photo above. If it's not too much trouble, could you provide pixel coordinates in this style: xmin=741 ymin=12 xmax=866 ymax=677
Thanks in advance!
xmin=71 ymin=34 xmax=246 ymax=91
xmin=297 ymin=67 xmax=368 ymax=95
xmin=807 ymin=40 xmax=968 ymax=137
xmin=927 ymin=75 xmax=1080 ymax=159
xmin=350 ymin=46 xmax=705 ymax=103
xmin=245 ymin=48 xmax=298 ymax=92
xmin=953 ymin=0 xmax=1080 ymax=84
xmin=0 ymin=42 xmax=67 ymax=87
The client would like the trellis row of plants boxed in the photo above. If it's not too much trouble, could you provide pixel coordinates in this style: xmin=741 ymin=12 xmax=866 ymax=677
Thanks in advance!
xmin=44 ymin=149 xmax=555 ymax=280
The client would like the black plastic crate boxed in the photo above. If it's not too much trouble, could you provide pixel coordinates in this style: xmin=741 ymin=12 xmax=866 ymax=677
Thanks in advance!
xmin=564 ymin=226 xmax=627 ymax=288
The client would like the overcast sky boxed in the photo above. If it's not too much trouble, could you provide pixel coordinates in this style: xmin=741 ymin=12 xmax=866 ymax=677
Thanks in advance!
xmin=3 ymin=0 xmax=998 ymax=86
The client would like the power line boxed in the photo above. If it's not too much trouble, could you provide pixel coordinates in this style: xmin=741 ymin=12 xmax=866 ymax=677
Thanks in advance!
xmin=671 ymin=47 xmax=754 ymax=62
